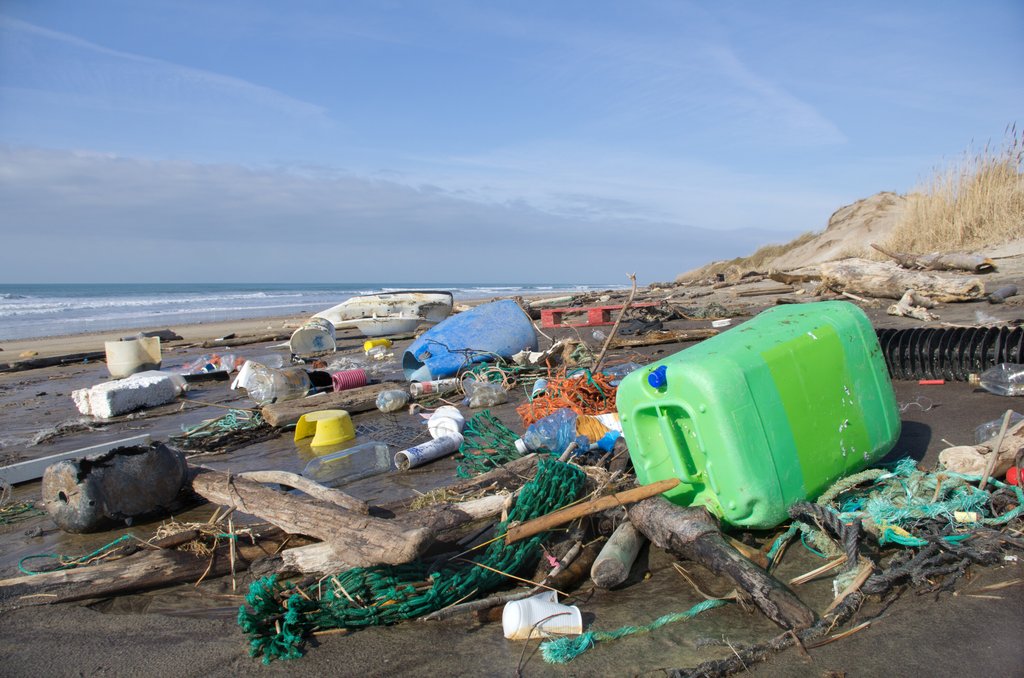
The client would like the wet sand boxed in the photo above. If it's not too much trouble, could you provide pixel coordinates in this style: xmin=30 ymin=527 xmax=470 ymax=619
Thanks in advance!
xmin=1 ymin=284 xmax=1022 ymax=676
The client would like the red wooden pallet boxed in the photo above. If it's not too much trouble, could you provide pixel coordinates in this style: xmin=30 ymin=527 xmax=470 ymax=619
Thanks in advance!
xmin=540 ymin=303 xmax=658 ymax=328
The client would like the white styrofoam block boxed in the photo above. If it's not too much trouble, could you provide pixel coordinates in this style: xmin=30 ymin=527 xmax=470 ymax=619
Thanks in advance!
xmin=72 ymin=372 xmax=180 ymax=418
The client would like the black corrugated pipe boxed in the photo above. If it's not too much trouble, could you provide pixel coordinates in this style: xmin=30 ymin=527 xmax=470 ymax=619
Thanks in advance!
xmin=876 ymin=326 xmax=1023 ymax=381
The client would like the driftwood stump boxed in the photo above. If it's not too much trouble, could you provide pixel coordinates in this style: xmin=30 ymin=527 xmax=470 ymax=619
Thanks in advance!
xmin=628 ymin=497 xmax=815 ymax=631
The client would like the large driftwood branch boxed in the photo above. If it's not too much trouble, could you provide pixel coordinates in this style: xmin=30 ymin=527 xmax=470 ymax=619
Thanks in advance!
xmin=254 ymin=492 xmax=510 ymax=575
xmin=628 ymin=497 xmax=815 ymax=631
xmin=190 ymin=467 xmax=432 ymax=566
xmin=819 ymin=258 xmax=985 ymax=302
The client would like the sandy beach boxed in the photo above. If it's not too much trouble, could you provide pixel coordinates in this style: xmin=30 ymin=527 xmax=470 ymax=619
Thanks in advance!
xmin=1 ymin=281 xmax=1022 ymax=677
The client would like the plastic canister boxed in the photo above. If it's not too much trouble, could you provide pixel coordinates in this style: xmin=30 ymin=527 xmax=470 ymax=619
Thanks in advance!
xmin=364 ymin=338 xmax=394 ymax=352
xmin=289 ymin=317 xmax=337 ymax=356
xmin=615 ymin=301 xmax=901 ymax=529
xmin=105 ymin=337 xmax=162 ymax=378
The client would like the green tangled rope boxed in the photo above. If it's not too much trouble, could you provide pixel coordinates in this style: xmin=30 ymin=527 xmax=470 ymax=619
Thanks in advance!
xmin=456 ymin=410 xmax=544 ymax=477
xmin=19 ymin=534 xmax=136 ymax=575
xmin=540 ymin=599 xmax=729 ymax=664
xmin=793 ymin=458 xmax=1024 ymax=557
xmin=173 ymin=409 xmax=264 ymax=441
xmin=238 ymin=459 xmax=586 ymax=663
xmin=0 ymin=501 xmax=44 ymax=525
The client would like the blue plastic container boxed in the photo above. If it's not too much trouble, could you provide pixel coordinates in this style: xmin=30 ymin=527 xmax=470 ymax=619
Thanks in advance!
xmin=403 ymin=299 xmax=538 ymax=381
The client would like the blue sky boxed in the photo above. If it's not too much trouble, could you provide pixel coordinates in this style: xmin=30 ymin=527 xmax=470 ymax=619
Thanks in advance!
xmin=1 ymin=1 xmax=1021 ymax=284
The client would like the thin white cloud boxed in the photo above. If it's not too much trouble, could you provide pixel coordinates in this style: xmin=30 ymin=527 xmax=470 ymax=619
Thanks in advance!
xmin=0 ymin=147 xmax=780 ymax=283
xmin=0 ymin=16 xmax=327 ymax=120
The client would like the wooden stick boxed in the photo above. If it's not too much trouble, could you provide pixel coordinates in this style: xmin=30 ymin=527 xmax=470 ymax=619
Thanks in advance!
xmin=789 ymin=556 xmax=847 ymax=587
xmin=228 ymin=516 xmax=237 ymax=592
xmin=593 ymin=273 xmax=637 ymax=371
xmin=824 ymin=558 xmax=873 ymax=614
xmin=504 ymin=478 xmax=679 ymax=545
xmin=979 ymin=409 xmax=1013 ymax=491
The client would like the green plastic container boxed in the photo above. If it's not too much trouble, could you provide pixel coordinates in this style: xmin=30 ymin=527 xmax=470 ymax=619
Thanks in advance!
xmin=616 ymin=301 xmax=900 ymax=529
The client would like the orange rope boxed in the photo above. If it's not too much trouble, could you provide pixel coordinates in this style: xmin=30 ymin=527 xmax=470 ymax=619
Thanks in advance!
xmin=516 ymin=369 xmax=618 ymax=427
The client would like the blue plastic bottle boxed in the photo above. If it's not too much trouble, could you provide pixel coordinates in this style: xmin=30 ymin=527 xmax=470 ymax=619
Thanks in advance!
xmin=514 ymin=408 xmax=588 ymax=456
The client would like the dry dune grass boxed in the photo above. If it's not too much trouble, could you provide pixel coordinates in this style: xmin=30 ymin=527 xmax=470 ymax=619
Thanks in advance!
xmin=677 ymin=231 xmax=818 ymax=281
xmin=883 ymin=126 xmax=1024 ymax=253
xmin=678 ymin=126 xmax=1023 ymax=281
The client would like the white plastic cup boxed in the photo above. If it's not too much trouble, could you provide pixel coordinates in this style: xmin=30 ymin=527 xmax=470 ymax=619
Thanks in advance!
xmin=502 ymin=591 xmax=583 ymax=640
xmin=427 ymin=406 xmax=465 ymax=439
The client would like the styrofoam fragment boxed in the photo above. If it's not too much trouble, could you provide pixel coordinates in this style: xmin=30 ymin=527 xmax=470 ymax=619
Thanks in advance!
xmin=72 ymin=372 xmax=181 ymax=419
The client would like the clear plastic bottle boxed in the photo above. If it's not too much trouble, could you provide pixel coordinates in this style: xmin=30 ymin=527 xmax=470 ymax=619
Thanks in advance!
xmin=970 ymin=363 xmax=1024 ymax=396
xmin=302 ymin=441 xmax=392 ymax=487
xmin=601 ymin=362 xmax=643 ymax=386
xmin=975 ymin=411 xmax=1024 ymax=443
xmin=376 ymin=389 xmax=410 ymax=413
xmin=514 ymin=408 xmax=587 ymax=456
xmin=462 ymin=379 xmax=508 ymax=408
xmin=245 ymin=365 xmax=312 ymax=405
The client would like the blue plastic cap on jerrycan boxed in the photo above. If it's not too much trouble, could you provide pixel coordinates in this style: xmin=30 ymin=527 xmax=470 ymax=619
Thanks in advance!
xmin=403 ymin=299 xmax=538 ymax=381
xmin=616 ymin=301 xmax=901 ymax=529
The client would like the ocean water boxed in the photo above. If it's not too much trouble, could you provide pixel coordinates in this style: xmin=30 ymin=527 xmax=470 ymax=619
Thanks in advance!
xmin=0 ymin=282 xmax=614 ymax=341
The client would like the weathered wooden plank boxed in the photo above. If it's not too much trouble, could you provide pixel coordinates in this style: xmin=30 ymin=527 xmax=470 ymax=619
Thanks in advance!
xmin=260 ymin=381 xmax=406 ymax=427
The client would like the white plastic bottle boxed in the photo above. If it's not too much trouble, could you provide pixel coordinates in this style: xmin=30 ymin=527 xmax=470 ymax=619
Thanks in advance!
xmin=970 ymin=363 xmax=1024 ymax=396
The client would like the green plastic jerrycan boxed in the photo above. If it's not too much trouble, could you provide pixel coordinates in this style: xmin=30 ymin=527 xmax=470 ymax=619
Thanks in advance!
xmin=616 ymin=301 xmax=900 ymax=529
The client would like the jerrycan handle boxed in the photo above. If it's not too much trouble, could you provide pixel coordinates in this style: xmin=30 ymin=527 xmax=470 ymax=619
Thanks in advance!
xmin=657 ymin=413 xmax=699 ymax=482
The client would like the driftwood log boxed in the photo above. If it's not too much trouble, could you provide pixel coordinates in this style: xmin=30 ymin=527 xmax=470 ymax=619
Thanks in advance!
xmin=190 ymin=467 xmax=432 ymax=566
xmin=255 ymin=490 xmax=511 ymax=575
xmin=610 ymin=329 xmax=718 ymax=349
xmin=0 ymin=351 xmax=106 ymax=374
xmin=235 ymin=470 xmax=369 ymax=514
xmin=819 ymin=258 xmax=985 ymax=302
xmin=260 ymin=381 xmax=406 ymax=427
xmin=871 ymin=243 xmax=996 ymax=274
xmin=628 ymin=497 xmax=815 ymax=631
xmin=0 ymin=534 xmax=285 ymax=607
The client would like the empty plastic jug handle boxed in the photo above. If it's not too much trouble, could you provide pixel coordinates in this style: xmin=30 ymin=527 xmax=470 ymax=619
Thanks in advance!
xmin=659 ymin=414 xmax=699 ymax=482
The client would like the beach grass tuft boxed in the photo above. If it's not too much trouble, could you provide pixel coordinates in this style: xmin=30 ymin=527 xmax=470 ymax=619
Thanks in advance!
xmin=882 ymin=125 xmax=1024 ymax=253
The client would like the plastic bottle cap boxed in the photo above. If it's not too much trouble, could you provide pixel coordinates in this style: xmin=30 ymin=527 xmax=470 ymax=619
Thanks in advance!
xmin=514 ymin=438 xmax=529 ymax=455
xmin=648 ymin=365 xmax=668 ymax=389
